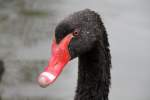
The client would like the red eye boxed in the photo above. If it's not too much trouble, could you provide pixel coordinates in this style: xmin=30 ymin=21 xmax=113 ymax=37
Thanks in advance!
xmin=73 ymin=31 xmax=79 ymax=36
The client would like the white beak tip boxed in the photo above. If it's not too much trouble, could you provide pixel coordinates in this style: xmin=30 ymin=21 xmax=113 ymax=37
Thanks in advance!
xmin=38 ymin=76 xmax=50 ymax=88
xmin=38 ymin=72 xmax=56 ymax=88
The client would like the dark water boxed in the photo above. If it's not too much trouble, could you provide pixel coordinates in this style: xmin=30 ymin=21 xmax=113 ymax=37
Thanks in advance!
xmin=0 ymin=0 xmax=150 ymax=100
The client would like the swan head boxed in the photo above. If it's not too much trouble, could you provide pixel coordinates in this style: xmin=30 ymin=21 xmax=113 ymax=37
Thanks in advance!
xmin=38 ymin=9 xmax=101 ymax=87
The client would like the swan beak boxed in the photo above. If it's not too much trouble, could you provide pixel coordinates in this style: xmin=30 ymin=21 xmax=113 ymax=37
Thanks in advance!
xmin=38 ymin=33 xmax=73 ymax=88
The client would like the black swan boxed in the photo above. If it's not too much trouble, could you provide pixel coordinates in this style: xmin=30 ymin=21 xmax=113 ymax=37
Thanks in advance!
xmin=38 ymin=9 xmax=111 ymax=100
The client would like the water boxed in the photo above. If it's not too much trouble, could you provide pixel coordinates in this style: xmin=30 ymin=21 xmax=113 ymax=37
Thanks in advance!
xmin=0 ymin=0 xmax=150 ymax=100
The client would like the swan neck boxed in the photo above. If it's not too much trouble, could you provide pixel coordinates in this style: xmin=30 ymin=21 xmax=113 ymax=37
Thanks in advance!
xmin=75 ymin=42 xmax=111 ymax=100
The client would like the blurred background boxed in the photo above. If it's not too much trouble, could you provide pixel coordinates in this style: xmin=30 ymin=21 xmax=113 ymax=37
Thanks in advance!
xmin=0 ymin=0 xmax=150 ymax=100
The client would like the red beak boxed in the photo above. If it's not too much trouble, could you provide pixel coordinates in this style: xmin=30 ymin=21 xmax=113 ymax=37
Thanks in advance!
xmin=38 ymin=33 xmax=73 ymax=88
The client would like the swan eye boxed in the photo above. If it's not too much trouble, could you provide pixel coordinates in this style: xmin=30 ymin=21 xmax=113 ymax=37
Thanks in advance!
xmin=73 ymin=31 xmax=79 ymax=36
